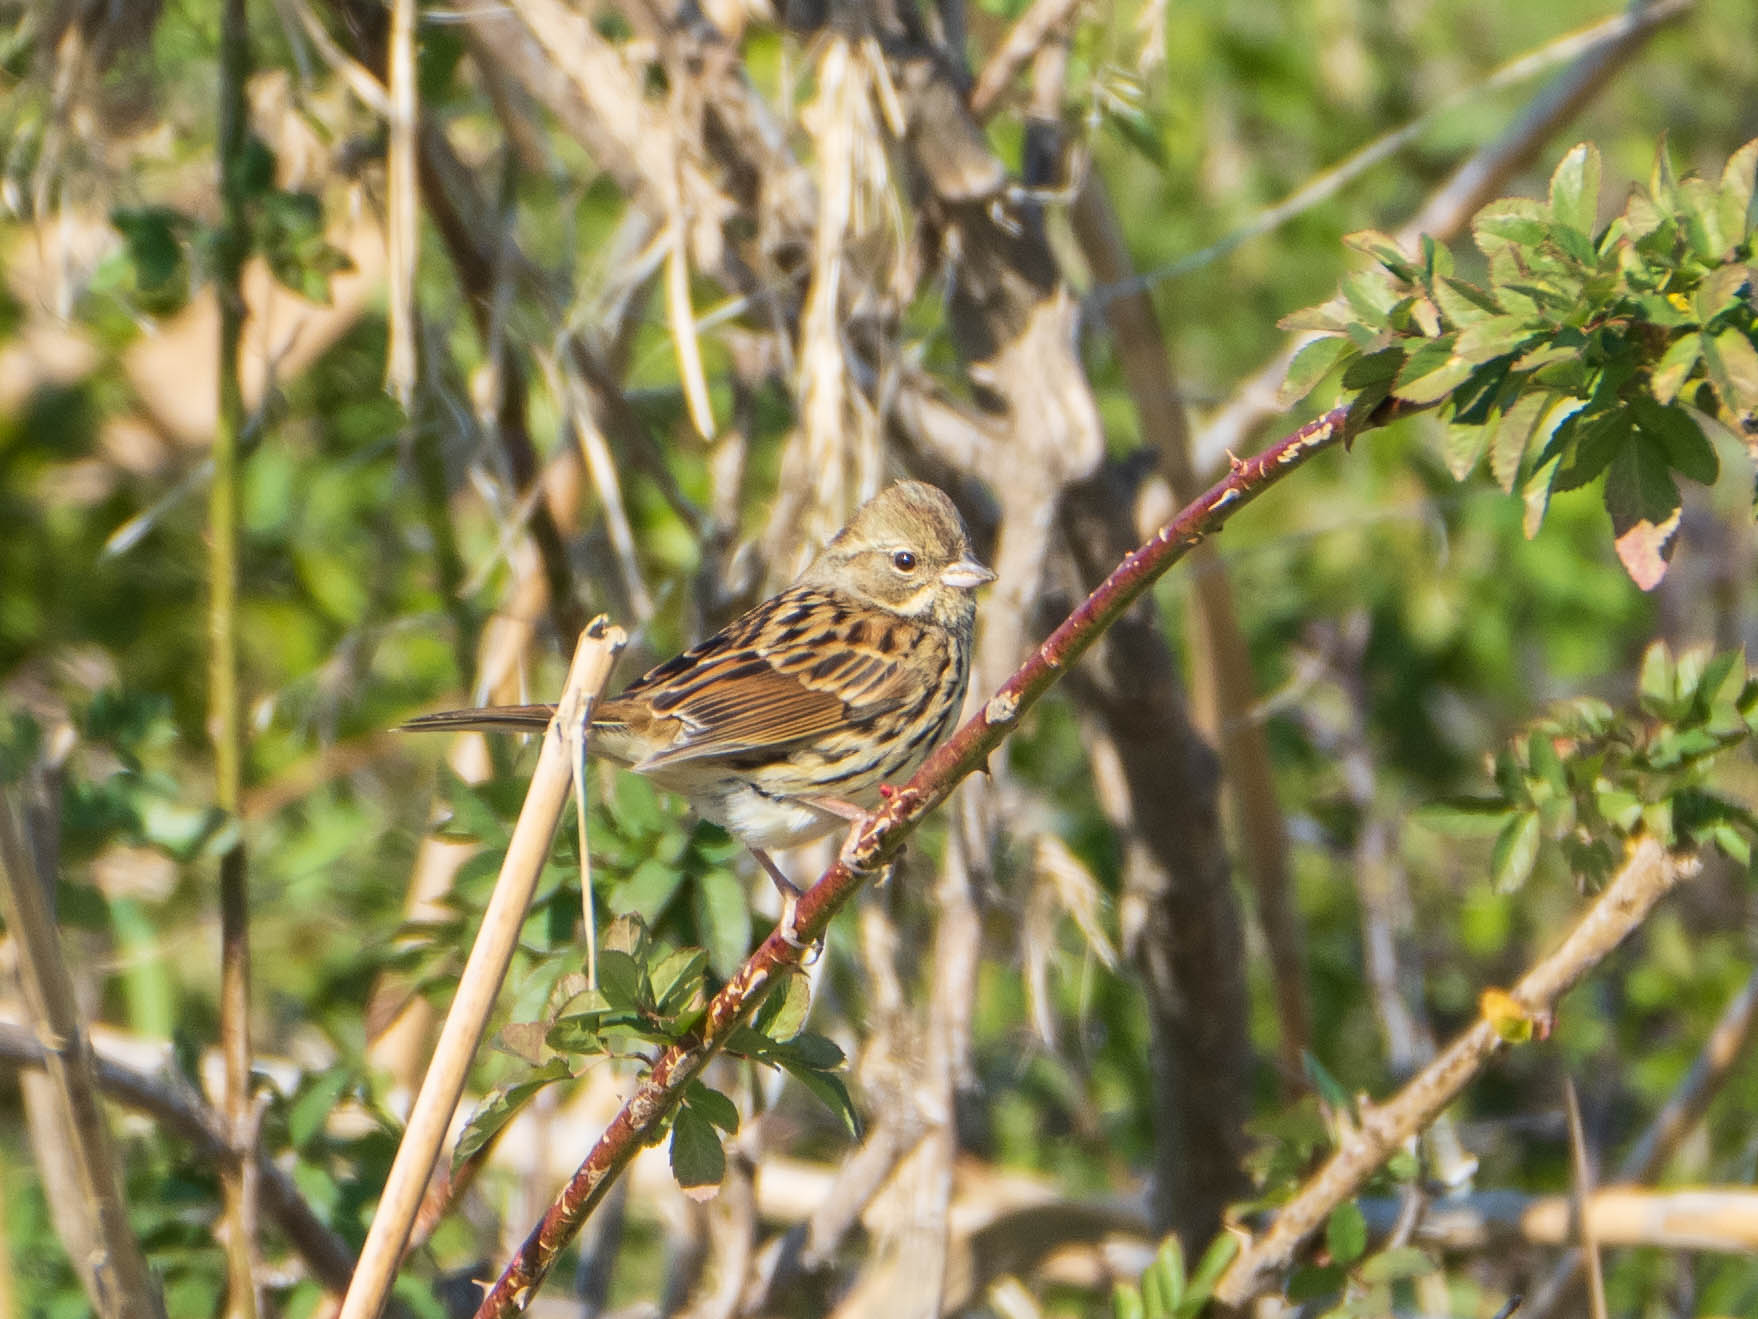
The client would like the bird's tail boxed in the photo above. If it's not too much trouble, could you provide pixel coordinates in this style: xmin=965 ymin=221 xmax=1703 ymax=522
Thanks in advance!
xmin=398 ymin=704 xmax=556 ymax=734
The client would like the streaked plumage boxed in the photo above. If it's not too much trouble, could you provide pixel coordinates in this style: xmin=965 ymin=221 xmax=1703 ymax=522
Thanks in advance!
xmin=403 ymin=481 xmax=992 ymax=927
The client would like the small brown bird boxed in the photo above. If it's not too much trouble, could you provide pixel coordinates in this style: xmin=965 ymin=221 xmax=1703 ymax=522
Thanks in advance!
xmin=403 ymin=481 xmax=994 ymax=938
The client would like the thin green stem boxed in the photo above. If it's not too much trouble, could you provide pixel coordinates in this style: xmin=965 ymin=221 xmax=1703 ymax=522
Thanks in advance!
xmin=214 ymin=0 xmax=258 ymax=1313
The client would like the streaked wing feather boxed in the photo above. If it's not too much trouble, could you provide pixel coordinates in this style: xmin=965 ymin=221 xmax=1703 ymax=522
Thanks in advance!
xmin=617 ymin=588 xmax=924 ymax=771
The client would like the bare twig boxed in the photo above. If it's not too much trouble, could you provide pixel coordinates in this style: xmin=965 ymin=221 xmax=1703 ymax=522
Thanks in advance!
xmin=337 ymin=620 xmax=627 ymax=1319
xmin=969 ymin=0 xmax=1085 ymax=121
xmin=1212 ymin=836 xmax=1698 ymax=1310
xmin=214 ymin=0 xmax=257 ymax=1311
xmin=1562 ymin=1078 xmax=1609 ymax=1319
xmin=384 ymin=0 xmax=417 ymax=406
xmin=470 ymin=401 xmax=1382 ymax=1317
xmin=0 ymin=794 xmax=166 ymax=1319
xmin=1524 ymin=965 xmax=1758 ymax=1316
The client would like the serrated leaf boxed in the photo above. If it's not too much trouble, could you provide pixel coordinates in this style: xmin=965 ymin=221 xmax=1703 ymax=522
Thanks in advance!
xmin=1692 ymin=264 xmax=1752 ymax=325
xmin=1325 ymin=1202 xmax=1368 ymax=1266
xmin=1433 ymin=277 xmax=1501 ymax=326
xmin=1278 ymin=299 xmax=1354 ymax=335
xmin=594 ymin=949 xmax=645 ymax=1011
xmin=695 ymin=866 xmax=753 ymax=978
xmin=778 ymin=1058 xmax=861 ymax=1137
xmin=776 ymin=1030 xmax=845 ymax=1070
xmin=1701 ymin=328 xmax=1758 ymax=425
xmin=649 ymin=947 xmax=708 ymax=1017
xmin=1442 ymin=423 xmax=1489 ymax=480
xmin=1394 ymin=345 xmax=1476 ymax=405
xmin=1638 ymin=641 xmax=1678 ymax=716
xmin=1550 ymin=143 xmax=1602 ymax=236
xmin=1650 ymin=333 xmax=1702 ymax=404
xmin=455 ymin=1057 xmax=573 ymax=1168
xmin=754 ymin=968 xmax=812 ymax=1042
xmin=1451 ymin=316 xmax=1530 ymax=365
xmin=1341 ymin=346 xmax=1405 ymax=389
xmin=494 ymin=1020 xmax=550 ymax=1065
xmin=1604 ymin=435 xmax=1682 ymax=589
xmin=1474 ymin=197 xmax=1551 ymax=254
xmin=1631 ymin=397 xmax=1718 ymax=483
xmin=685 ymin=1082 xmax=741 ymax=1134
xmin=1485 ymin=392 xmax=1546 ymax=492
xmin=1341 ymin=271 xmax=1401 ymax=326
xmin=1719 ymin=138 xmax=1758 ymax=237
xmin=1491 ymin=811 xmax=1541 ymax=891
xmin=1278 ymin=335 xmax=1352 ymax=407
xmin=1343 ymin=229 xmax=1418 ymax=278
xmin=603 ymin=912 xmax=650 ymax=959
xmin=669 ymin=1103 xmax=726 ymax=1198
xmin=1551 ymin=409 xmax=1630 ymax=493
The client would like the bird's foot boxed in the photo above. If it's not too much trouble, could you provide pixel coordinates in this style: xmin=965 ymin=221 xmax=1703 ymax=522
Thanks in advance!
xmin=750 ymin=847 xmax=821 ymax=957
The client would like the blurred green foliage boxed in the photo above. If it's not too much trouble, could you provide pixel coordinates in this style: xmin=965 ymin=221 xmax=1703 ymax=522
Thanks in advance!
xmin=2 ymin=0 xmax=1757 ymax=1315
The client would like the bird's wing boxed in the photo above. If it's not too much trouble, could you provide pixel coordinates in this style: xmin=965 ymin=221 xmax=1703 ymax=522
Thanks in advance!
xmin=609 ymin=589 xmax=928 ymax=772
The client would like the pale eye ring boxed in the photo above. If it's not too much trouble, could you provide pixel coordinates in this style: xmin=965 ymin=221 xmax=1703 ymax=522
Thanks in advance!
xmin=892 ymin=550 xmax=918 ymax=572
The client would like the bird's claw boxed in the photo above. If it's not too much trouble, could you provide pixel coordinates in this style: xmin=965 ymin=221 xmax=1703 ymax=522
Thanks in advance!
xmin=775 ymin=892 xmax=824 ymax=962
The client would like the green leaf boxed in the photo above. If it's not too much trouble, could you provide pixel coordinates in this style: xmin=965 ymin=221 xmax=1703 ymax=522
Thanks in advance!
xmin=1184 ymin=1232 xmax=1242 ymax=1309
xmin=1451 ymin=315 xmax=1530 ymax=365
xmin=1358 ymin=1246 xmax=1434 ymax=1283
xmin=1718 ymin=137 xmax=1758 ymax=238
xmin=455 ymin=1058 xmax=573 ymax=1167
xmin=1491 ymin=811 xmax=1541 ymax=891
xmin=1432 ymin=277 xmax=1502 ymax=326
xmin=1278 ymin=335 xmax=1352 ymax=407
xmin=1325 ymin=1202 xmax=1368 ymax=1266
xmin=1638 ymin=642 xmax=1680 ymax=717
xmin=1342 ymin=229 xmax=1418 ymax=279
xmin=1413 ymin=797 xmax=1514 ymax=837
xmin=695 ymin=866 xmax=753 ymax=978
xmin=1341 ymin=346 xmax=1405 ymax=389
xmin=1549 ymin=143 xmax=1602 ymax=237
xmin=1631 ymin=397 xmax=1718 ymax=484
xmin=288 ymin=1067 xmax=352 ymax=1150
xmin=1701 ymin=328 xmax=1758 ymax=425
xmin=1485 ymin=392 xmax=1551 ymax=493
xmin=1111 ymin=1287 xmax=1153 ymax=1319
xmin=1650 ymin=333 xmax=1702 ymax=404
xmin=1442 ymin=422 xmax=1489 ymax=481
xmin=1143 ymin=1237 xmax=1186 ymax=1314
xmin=1604 ymin=434 xmax=1682 ymax=590
xmin=777 ymin=1057 xmax=861 ymax=1137
xmin=1393 ymin=342 xmax=1476 ymax=405
xmin=649 ymin=947 xmax=708 ymax=1017
xmin=1473 ymin=197 xmax=1551 ymax=253
xmin=111 ymin=206 xmax=189 ymax=307
xmin=594 ymin=948 xmax=646 ymax=1012
xmin=754 ymin=968 xmax=812 ymax=1043
xmin=1112 ymin=1284 xmax=1146 ymax=1319
xmin=669 ymin=1103 xmax=726 ymax=1198
xmin=685 ymin=1082 xmax=741 ymax=1134
xmin=1522 ymin=454 xmax=1561 ymax=539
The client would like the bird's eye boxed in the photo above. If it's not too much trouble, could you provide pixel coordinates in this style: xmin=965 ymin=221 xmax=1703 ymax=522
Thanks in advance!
xmin=891 ymin=550 xmax=918 ymax=572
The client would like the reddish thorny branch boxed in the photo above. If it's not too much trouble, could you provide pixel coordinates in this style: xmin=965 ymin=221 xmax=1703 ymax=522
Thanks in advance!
xmin=472 ymin=401 xmax=1386 ymax=1317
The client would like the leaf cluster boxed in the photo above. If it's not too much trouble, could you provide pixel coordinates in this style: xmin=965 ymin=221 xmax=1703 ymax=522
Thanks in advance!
xmin=1424 ymin=642 xmax=1758 ymax=891
xmin=1282 ymin=140 xmax=1758 ymax=588
xmin=454 ymin=913 xmax=855 ymax=1198
xmin=107 ymin=135 xmax=352 ymax=315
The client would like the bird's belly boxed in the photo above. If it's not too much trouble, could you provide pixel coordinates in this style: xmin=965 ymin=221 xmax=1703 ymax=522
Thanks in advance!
xmin=689 ymin=779 xmax=845 ymax=851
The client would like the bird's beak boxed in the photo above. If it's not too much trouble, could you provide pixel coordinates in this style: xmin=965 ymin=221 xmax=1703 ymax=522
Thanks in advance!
xmin=940 ymin=558 xmax=997 ymax=590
